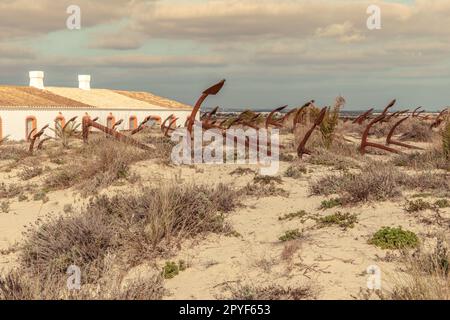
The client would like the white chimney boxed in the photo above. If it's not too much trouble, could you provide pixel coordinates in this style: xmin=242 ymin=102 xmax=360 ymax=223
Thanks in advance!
xmin=78 ymin=75 xmax=91 ymax=90
xmin=29 ymin=71 xmax=45 ymax=89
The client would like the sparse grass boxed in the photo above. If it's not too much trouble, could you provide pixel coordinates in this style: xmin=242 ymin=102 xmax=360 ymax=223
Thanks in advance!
xmin=279 ymin=153 xmax=295 ymax=162
xmin=281 ymin=241 xmax=300 ymax=262
xmin=308 ymin=148 xmax=358 ymax=170
xmin=43 ymin=138 xmax=151 ymax=196
xmin=279 ymin=210 xmax=308 ymax=221
xmin=162 ymin=261 xmax=181 ymax=279
xmin=318 ymin=212 xmax=358 ymax=230
xmin=368 ymin=227 xmax=419 ymax=250
xmin=284 ymin=164 xmax=307 ymax=178
xmin=405 ymin=198 xmax=450 ymax=211
xmin=6 ymin=183 xmax=239 ymax=299
xmin=442 ymin=113 xmax=450 ymax=160
xmin=279 ymin=229 xmax=303 ymax=242
xmin=0 ymin=183 xmax=23 ymax=200
xmin=310 ymin=162 xmax=450 ymax=204
xmin=399 ymin=121 xmax=433 ymax=142
xmin=434 ymin=199 xmax=450 ymax=209
xmin=1 ymin=201 xmax=10 ymax=213
xmin=404 ymin=199 xmax=433 ymax=213
xmin=227 ymin=283 xmax=314 ymax=300
xmin=391 ymin=149 xmax=450 ymax=171
xmin=253 ymin=175 xmax=283 ymax=185
xmin=319 ymin=198 xmax=342 ymax=210
xmin=0 ymin=269 xmax=165 ymax=300
xmin=18 ymin=166 xmax=43 ymax=181
xmin=33 ymin=190 xmax=49 ymax=203
xmin=411 ymin=192 xmax=433 ymax=198
xmin=379 ymin=239 xmax=449 ymax=300
xmin=229 ymin=167 xmax=256 ymax=176
xmin=63 ymin=204 xmax=73 ymax=213
xmin=0 ymin=146 xmax=29 ymax=161
xmin=243 ymin=176 xmax=289 ymax=198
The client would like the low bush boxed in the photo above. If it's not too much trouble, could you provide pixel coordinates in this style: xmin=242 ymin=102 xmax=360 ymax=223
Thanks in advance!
xmin=368 ymin=227 xmax=419 ymax=250
xmin=318 ymin=212 xmax=358 ymax=230
xmin=404 ymin=199 xmax=433 ymax=213
xmin=320 ymin=198 xmax=342 ymax=210
xmin=279 ymin=229 xmax=303 ymax=242
xmin=379 ymin=239 xmax=449 ymax=300
xmin=227 ymin=284 xmax=314 ymax=300
xmin=284 ymin=164 xmax=307 ymax=179
xmin=310 ymin=162 xmax=450 ymax=204
xmin=3 ymin=183 xmax=240 ymax=299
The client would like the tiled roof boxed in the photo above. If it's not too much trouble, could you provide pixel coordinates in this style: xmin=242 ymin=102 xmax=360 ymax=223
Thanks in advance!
xmin=0 ymin=86 xmax=193 ymax=110
xmin=0 ymin=86 xmax=92 ymax=108
xmin=115 ymin=90 xmax=192 ymax=110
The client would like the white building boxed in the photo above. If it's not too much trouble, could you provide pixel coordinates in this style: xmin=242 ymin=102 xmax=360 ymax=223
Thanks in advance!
xmin=0 ymin=71 xmax=193 ymax=141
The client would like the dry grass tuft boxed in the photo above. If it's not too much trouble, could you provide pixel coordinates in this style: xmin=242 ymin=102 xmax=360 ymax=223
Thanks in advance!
xmin=308 ymin=148 xmax=359 ymax=170
xmin=43 ymin=138 xmax=150 ymax=195
xmin=226 ymin=283 xmax=315 ymax=300
xmin=310 ymin=162 xmax=450 ymax=204
xmin=380 ymin=239 xmax=449 ymax=300
xmin=0 ymin=183 xmax=240 ymax=300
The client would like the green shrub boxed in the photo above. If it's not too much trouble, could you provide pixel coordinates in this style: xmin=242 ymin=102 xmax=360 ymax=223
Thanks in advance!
xmin=279 ymin=229 xmax=303 ymax=242
xmin=162 ymin=260 xmax=188 ymax=279
xmin=253 ymin=175 xmax=283 ymax=185
xmin=404 ymin=199 xmax=433 ymax=213
xmin=1 ymin=201 xmax=10 ymax=213
xmin=434 ymin=199 xmax=450 ymax=209
xmin=279 ymin=210 xmax=308 ymax=221
xmin=443 ymin=113 xmax=450 ymax=159
xmin=33 ymin=190 xmax=49 ymax=203
xmin=318 ymin=212 xmax=358 ymax=230
xmin=162 ymin=261 xmax=179 ymax=279
xmin=284 ymin=165 xmax=307 ymax=179
xmin=320 ymin=198 xmax=342 ymax=210
xmin=368 ymin=227 xmax=419 ymax=250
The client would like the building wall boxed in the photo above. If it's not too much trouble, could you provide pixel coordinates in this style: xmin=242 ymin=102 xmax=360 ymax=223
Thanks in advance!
xmin=0 ymin=108 xmax=193 ymax=141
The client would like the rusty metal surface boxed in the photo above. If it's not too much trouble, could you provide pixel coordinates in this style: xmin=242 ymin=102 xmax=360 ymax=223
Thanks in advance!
xmin=430 ymin=108 xmax=449 ymax=129
xmin=353 ymin=108 xmax=374 ymax=125
xmin=297 ymin=107 xmax=327 ymax=158
xmin=386 ymin=116 xmax=423 ymax=150
xmin=293 ymin=101 xmax=313 ymax=130
xmin=37 ymin=137 xmax=52 ymax=150
xmin=359 ymin=100 xmax=400 ymax=155
xmin=82 ymin=116 xmax=151 ymax=151
xmin=28 ymin=124 xmax=49 ymax=154
xmin=265 ymin=105 xmax=287 ymax=129
xmin=164 ymin=117 xmax=179 ymax=137
xmin=187 ymin=80 xmax=226 ymax=135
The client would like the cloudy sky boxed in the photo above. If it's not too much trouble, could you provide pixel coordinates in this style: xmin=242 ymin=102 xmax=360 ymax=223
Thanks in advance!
xmin=1 ymin=0 xmax=449 ymax=110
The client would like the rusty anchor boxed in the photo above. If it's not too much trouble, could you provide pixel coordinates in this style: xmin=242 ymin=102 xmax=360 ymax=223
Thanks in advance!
xmin=265 ymin=105 xmax=288 ymax=129
xmin=293 ymin=101 xmax=314 ymax=130
xmin=353 ymin=108 xmax=374 ymax=125
xmin=82 ymin=116 xmax=151 ymax=151
xmin=28 ymin=124 xmax=49 ymax=154
xmin=386 ymin=116 xmax=423 ymax=150
xmin=359 ymin=100 xmax=401 ymax=155
xmin=430 ymin=108 xmax=449 ymax=129
xmin=187 ymin=79 xmax=226 ymax=135
xmin=297 ymin=107 xmax=327 ymax=158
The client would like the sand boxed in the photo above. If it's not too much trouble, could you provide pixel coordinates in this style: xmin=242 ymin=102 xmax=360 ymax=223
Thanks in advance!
xmin=0 ymin=140 xmax=448 ymax=300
